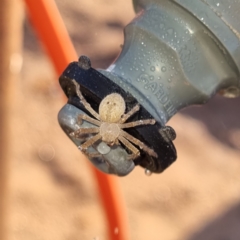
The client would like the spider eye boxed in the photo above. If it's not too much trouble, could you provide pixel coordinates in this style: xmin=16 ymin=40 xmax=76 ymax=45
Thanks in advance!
xmin=107 ymin=101 xmax=109 ymax=104
xmin=113 ymin=103 xmax=116 ymax=106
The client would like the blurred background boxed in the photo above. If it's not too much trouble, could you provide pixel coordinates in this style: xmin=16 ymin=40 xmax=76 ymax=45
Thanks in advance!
xmin=1 ymin=0 xmax=240 ymax=239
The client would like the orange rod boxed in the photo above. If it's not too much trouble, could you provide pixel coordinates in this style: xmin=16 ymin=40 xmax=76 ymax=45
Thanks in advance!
xmin=23 ymin=1 xmax=130 ymax=240
xmin=23 ymin=0 xmax=77 ymax=74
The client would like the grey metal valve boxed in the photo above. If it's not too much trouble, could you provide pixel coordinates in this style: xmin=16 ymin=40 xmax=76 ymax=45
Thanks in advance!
xmin=103 ymin=0 xmax=240 ymax=125
xmin=58 ymin=0 xmax=240 ymax=176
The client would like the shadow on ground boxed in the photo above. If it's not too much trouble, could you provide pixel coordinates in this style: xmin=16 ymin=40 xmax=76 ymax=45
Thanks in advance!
xmin=181 ymin=95 xmax=240 ymax=150
xmin=187 ymin=202 xmax=240 ymax=240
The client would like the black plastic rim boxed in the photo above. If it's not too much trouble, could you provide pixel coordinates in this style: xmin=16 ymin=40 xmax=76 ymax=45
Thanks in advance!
xmin=59 ymin=60 xmax=177 ymax=173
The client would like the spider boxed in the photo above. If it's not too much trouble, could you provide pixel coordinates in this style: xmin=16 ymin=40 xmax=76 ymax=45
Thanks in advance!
xmin=70 ymin=80 xmax=158 ymax=160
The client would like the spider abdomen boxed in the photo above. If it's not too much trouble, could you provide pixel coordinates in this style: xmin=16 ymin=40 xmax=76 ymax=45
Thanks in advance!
xmin=100 ymin=122 xmax=121 ymax=144
xmin=99 ymin=93 xmax=126 ymax=123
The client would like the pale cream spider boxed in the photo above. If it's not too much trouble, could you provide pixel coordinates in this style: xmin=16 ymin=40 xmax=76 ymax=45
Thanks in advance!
xmin=70 ymin=80 xmax=158 ymax=160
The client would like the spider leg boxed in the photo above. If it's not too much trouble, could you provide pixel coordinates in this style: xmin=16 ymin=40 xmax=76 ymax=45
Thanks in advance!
xmin=86 ymin=152 xmax=103 ymax=158
xmin=87 ymin=152 xmax=112 ymax=169
xmin=78 ymin=133 xmax=102 ymax=151
xmin=118 ymin=135 xmax=140 ymax=160
xmin=114 ymin=139 xmax=120 ymax=145
xmin=119 ymin=104 xmax=140 ymax=123
xmin=77 ymin=114 xmax=101 ymax=126
xmin=70 ymin=127 xmax=99 ymax=137
xmin=120 ymin=119 xmax=155 ymax=129
xmin=120 ymin=130 xmax=158 ymax=158
xmin=72 ymin=80 xmax=100 ymax=120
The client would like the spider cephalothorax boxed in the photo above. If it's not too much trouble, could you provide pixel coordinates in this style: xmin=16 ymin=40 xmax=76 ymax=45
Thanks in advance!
xmin=70 ymin=80 xmax=157 ymax=160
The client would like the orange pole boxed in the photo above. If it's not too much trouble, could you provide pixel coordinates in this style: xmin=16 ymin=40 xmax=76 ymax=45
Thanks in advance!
xmin=0 ymin=1 xmax=23 ymax=239
xmin=23 ymin=1 xmax=129 ymax=240
xmin=0 ymin=2 xmax=11 ymax=239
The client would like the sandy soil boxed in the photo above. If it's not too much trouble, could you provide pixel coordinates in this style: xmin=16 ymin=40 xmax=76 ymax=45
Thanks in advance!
xmin=7 ymin=0 xmax=240 ymax=240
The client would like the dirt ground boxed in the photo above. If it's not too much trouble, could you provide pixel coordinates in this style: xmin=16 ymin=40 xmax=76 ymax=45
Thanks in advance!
xmin=7 ymin=0 xmax=240 ymax=240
